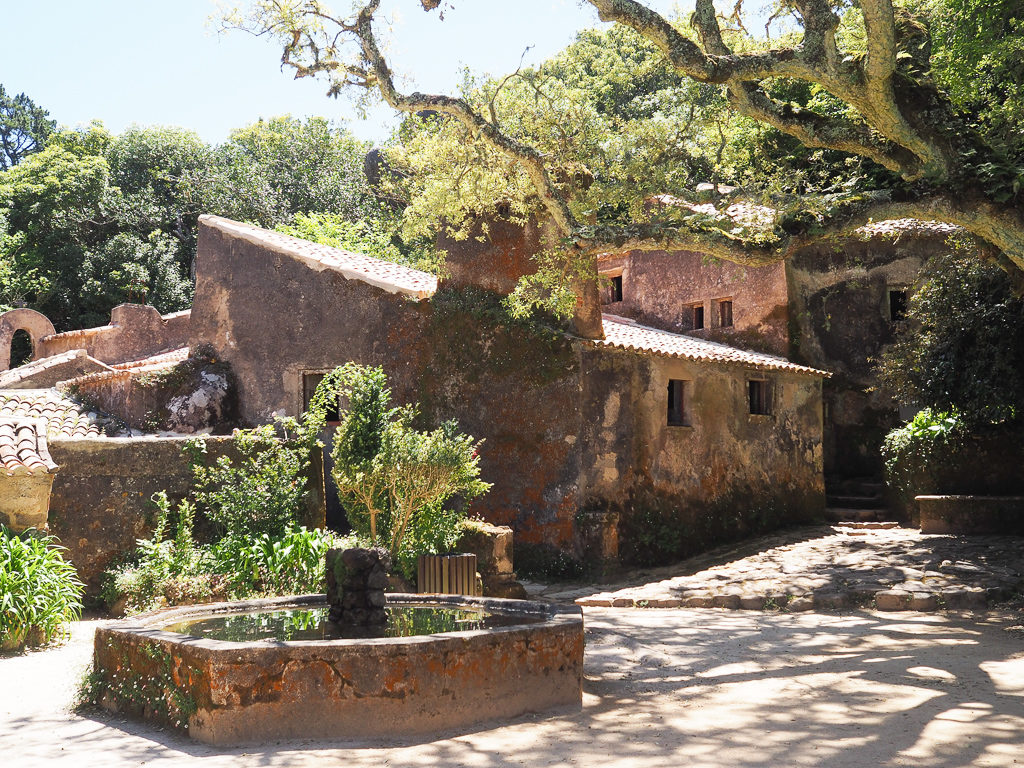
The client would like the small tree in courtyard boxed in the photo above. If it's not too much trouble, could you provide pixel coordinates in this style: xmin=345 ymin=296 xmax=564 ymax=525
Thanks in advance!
xmin=308 ymin=363 xmax=490 ymax=577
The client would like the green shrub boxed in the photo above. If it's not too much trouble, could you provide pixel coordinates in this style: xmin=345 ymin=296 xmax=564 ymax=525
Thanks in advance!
xmin=209 ymin=526 xmax=351 ymax=597
xmin=312 ymin=364 xmax=491 ymax=579
xmin=103 ymin=492 xmax=346 ymax=614
xmin=189 ymin=421 xmax=314 ymax=538
xmin=0 ymin=526 xmax=83 ymax=650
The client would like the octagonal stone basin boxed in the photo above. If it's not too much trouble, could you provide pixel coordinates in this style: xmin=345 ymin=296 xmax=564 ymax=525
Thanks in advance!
xmin=93 ymin=593 xmax=584 ymax=745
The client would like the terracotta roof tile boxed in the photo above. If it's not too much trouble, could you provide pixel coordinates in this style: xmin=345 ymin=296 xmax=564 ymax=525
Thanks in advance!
xmin=0 ymin=389 xmax=129 ymax=439
xmin=593 ymin=315 xmax=829 ymax=376
xmin=111 ymin=347 xmax=190 ymax=372
xmin=200 ymin=216 xmax=438 ymax=299
xmin=0 ymin=349 xmax=114 ymax=389
xmin=0 ymin=418 xmax=57 ymax=475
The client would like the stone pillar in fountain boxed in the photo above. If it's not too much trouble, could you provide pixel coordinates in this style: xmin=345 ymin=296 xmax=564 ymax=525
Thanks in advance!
xmin=325 ymin=547 xmax=392 ymax=626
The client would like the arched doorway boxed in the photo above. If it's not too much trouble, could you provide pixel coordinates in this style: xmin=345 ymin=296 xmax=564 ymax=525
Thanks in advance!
xmin=9 ymin=329 xmax=32 ymax=368
xmin=0 ymin=309 xmax=56 ymax=373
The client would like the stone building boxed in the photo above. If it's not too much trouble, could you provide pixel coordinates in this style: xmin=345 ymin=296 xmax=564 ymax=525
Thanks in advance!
xmin=190 ymin=215 xmax=827 ymax=565
xmin=0 ymin=213 xmax=829 ymax=578
xmin=597 ymin=218 xmax=958 ymax=483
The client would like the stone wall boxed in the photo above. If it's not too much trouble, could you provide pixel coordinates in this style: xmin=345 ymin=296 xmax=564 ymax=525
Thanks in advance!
xmin=189 ymin=217 xmax=825 ymax=566
xmin=47 ymin=436 xmax=325 ymax=594
xmin=578 ymin=347 xmax=824 ymax=564
xmin=37 ymin=305 xmax=191 ymax=366
xmin=785 ymin=233 xmax=948 ymax=476
xmin=598 ymin=250 xmax=790 ymax=356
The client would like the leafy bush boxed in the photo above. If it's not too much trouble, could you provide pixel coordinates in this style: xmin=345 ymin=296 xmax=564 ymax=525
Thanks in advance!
xmin=210 ymin=526 xmax=349 ymax=597
xmin=102 ymin=420 xmax=345 ymax=615
xmin=189 ymin=421 xmax=313 ymax=538
xmin=882 ymin=408 xmax=963 ymax=506
xmin=0 ymin=526 xmax=83 ymax=650
xmin=311 ymin=364 xmax=491 ymax=579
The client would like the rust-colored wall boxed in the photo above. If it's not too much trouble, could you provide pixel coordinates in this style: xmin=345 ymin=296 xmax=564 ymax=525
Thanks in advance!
xmin=190 ymin=221 xmax=586 ymax=552
xmin=38 ymin=305 xmax=191 ymax=366
xmin=599 ymin=250 xmax=790 ymax=356
xmin=438 ymin=216 xmax=551 ymax=295
xmin=578 ymin=347 xmax=824 ymax=564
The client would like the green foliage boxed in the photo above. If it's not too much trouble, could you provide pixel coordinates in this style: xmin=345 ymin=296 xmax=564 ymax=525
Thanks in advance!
xmin=206 ymin=115 xmax=376 ymax=227
xmin=0 ymin=85 xmax=55 ymax=170
xmin=210 ymin=526 xmax=347 ymax=597
xmin=102 ymin=422 xmax=345 ymax=615
xmin=189 ymin=422 xmax=313 ymax=539
xmin=876 ymin=244 xmax=1024 ymax=426
xmin=0 ymin=526 xmax=83 ymax=650
xmin=275 ymin=211 xmax=442 ymax=274
xmin=881 ymin=408 xmax=964 ymax=505
xmin=318 ymin=364 xmax=491 ymax=578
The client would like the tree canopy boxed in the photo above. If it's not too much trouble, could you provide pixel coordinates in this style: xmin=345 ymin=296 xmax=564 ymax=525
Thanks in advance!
xmin=0 ymin=115 xmax=408 ymax=331
xmin=0 ymin=85 xmax=55 ymax=171
xmin=226 ymin=0 xmax=1024 ymax=335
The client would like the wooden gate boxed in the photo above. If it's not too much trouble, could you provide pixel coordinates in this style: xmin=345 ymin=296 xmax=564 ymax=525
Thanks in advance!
xmin=417 ymin=554 xmax=481 ymax=596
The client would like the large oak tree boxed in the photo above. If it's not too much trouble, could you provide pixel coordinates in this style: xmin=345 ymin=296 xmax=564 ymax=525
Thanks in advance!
xmin=228 ymin=0 xmax=1024 ymax=337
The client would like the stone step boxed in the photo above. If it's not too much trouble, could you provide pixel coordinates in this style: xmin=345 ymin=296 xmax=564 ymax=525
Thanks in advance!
xmin=825 ymin=507 xmax=888 ymax=523
xmin=834 ymin=521 xmax=900 ymax=530
xmin=826 ymin=494 xmax=884 ymax=509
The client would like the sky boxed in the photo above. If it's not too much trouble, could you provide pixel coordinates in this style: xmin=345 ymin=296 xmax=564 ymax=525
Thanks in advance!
xmin=0 ymin=0 xmax=679 ymax=146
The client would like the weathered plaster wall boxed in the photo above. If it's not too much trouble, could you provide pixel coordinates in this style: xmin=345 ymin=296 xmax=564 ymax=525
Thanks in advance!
xmin=48 ymin=437 xmax=235 ymax=592
xmin=578 ymin=347 xmax=824 ymax=563
xmin=438 ymin=216 xmax=551 ymax=295
xmin=190 ymin=221 xmax=586 ymax=552
xmin=786 ymin=235 xmax=946 ymax=476
xmin=48 ymin=436 xmax=325 ymax=593
xmin=37 ymin=305 xmax=191 ymax=366
xmin=190 ymin=222 xmax=431 ymax=426
xmin=599 ymin=250 xmax=790 ymax=356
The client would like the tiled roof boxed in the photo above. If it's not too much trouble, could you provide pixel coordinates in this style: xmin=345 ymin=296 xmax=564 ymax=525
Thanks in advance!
xmin=0 ymin=418 xmax=57 ymax=475
xmin=111 ymin=347 xmax=189 ymax=372
xmin=0 ymin=390 xmax=129 ymax=439
xmin=200 ymin=215 xmax=439 ymax=299
xmin=0 ymin=349 xmax=113 ymax=389
xmin=593 ymin=315 xmax=829 ymax=376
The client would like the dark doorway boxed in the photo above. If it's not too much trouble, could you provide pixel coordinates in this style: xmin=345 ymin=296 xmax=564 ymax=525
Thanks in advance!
xmin=9 ymin=329 xmax=32 ymax=368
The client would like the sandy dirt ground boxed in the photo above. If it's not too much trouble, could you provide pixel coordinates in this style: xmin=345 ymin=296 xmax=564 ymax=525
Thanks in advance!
xmin=2 ymin=608 xmax=1023 ymax=768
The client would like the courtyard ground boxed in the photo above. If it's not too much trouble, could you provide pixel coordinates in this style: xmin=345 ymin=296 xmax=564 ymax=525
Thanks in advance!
xmin=1 ymin=525 xmax=1022 ymax=768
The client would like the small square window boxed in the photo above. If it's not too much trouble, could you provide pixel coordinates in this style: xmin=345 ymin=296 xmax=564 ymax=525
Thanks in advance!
xmin=691 ymin=304 xmax=704 ymax=330
xmin=748 ymin=379 xmax=771 ymax=415
xmin=889 ymin=289 xmax=908 ymax=322
xmin=304 ymin=372 xmax=340 ymax=423
xmin=718 ymin=299 xmax=733 ymax=328
xmin=668 ymin=379 xmax=690 ymax=426
xmin=601 ymin=272 xmax=624 ymax=304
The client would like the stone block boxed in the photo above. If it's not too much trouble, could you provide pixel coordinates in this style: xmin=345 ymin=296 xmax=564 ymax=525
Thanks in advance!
xmin=875 ymin=590 xmax=911 ymax=611
xmin=908 ymin=593 xmax=938 ymax=611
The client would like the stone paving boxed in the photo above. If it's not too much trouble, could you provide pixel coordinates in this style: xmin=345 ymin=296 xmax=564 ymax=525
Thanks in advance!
xmin=523 ymin=525 xmax=1024 ymax=612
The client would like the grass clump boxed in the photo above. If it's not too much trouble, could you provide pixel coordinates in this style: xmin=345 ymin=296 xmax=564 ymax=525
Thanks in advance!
xmin=0 ymin=526 xmax=83 ymax=650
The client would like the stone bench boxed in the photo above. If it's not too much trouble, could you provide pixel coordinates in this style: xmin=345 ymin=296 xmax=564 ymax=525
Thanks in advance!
xmin=916 ymin=495 xmax=1024 ymax=535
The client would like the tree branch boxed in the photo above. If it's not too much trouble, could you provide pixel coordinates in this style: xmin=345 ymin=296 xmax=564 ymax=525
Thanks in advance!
xmin=349 ymin=2 xmax=579 ymax=238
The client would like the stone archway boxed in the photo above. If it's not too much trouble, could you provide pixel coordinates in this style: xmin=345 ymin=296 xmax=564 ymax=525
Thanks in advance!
xmin=0 ymin=309 xmax=56 ymax=373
